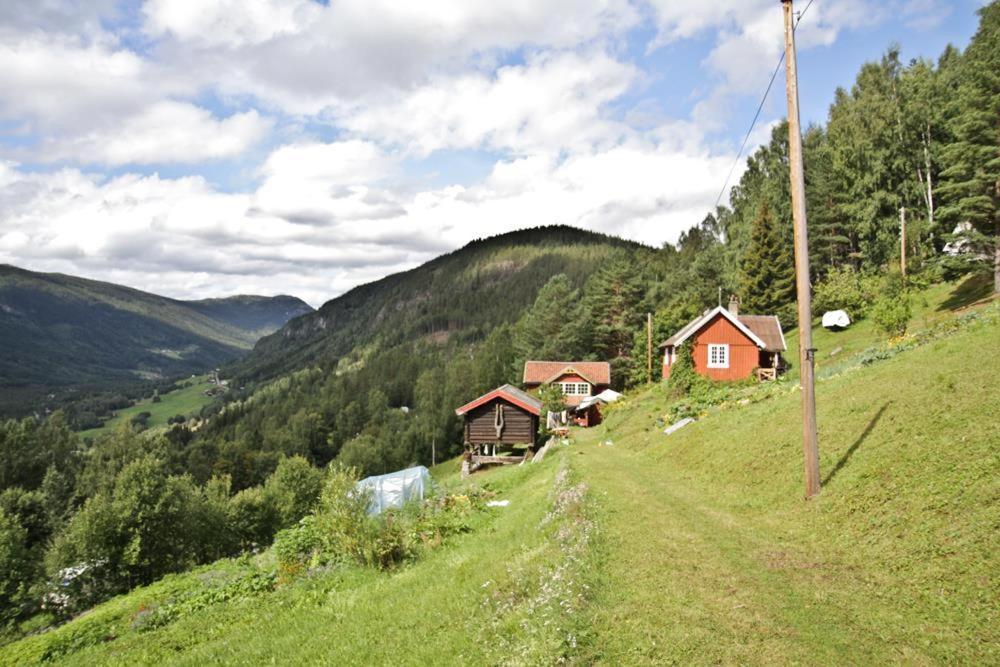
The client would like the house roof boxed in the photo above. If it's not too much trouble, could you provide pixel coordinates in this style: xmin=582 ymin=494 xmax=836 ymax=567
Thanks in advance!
xmin=737 ymin=315 xmax=787 ymax=352
xmin=454 ymin=384 xmax=543 ymax=417
xmin=522 ymin=361 xmax=612 ymax=386
xmin=659 ymin=306 xmax=786 ymax=352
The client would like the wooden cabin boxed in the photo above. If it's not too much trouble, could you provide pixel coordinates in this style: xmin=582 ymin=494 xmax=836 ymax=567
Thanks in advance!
xmin=660 ymin=296 xmax=786 ymax=382
xmin=523 ymin=360 xmax=612 ymax=427
xmin=455 ymin=384 xmax=542 ymax=471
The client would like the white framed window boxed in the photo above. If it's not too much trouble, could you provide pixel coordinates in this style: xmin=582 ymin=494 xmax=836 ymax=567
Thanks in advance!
xmin=576 ymin=383 xmax=591 ymax=396
xmin=707 ymin=344 xmax=729 ymax=369
xmin=560 ymin=382 xmax=575 ymax=395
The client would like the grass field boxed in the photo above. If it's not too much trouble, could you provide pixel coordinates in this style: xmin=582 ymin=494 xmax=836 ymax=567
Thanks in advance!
xmin=78 ymin=375 xmax=215 ymax=439
xmin=4 ymin=281 xmax=997 ymax=665
xmin=784 ymin=273 xmax=995 ymax=381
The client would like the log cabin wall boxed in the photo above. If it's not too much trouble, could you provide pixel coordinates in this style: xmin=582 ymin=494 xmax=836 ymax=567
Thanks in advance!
xmin=463 ymin=398 xmax=537 ymax=447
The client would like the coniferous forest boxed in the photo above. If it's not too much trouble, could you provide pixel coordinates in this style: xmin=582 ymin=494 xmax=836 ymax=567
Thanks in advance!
xmin=0 ymin=2 xmax=997 ymax=638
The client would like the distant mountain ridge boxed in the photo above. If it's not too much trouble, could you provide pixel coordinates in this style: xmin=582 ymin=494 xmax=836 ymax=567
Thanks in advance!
xmin=0 ymin=264 xmax=313 ymax=395
xmin=234 ymin=225 xmax=647 ymax=381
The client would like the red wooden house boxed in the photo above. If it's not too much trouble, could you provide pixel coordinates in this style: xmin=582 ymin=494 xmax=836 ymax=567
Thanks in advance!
xmin=659 ymin=297 xmax=786 ymax=382
xmin=522 ymin=360 xmax=612 ymax=426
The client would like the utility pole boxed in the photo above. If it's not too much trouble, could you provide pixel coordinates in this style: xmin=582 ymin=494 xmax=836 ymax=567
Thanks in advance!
xmin=782 ymin=0 xmax=820 ymax=498
xmin=646 ymin=312 xmax=653 ymax=384
xmin=900 ymin=206 xmax=907 ymax=278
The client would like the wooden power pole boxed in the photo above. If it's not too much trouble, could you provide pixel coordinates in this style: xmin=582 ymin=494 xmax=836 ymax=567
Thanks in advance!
xmin=646 ymin=312 xmax=653 ymax=383
xmin=900 ymin=206 xmax=907 ymax=278
xmin=782 ymin=0 xmax=821 ymax=498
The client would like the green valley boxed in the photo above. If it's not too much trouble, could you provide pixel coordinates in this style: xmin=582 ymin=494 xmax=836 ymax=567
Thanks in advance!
xmin=0 ymin=264 xmax=312 ymax=417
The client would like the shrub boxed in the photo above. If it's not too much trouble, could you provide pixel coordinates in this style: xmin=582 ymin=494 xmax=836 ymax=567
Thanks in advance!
xmin=227 ymin=486 xmax=280 ymax=552
xmin=264 ymin=456 xmax=324 ymax=528
xmin=45 ymin=457 xmax=207 ymax=612
xmin=130 ymin=412 xmax=152 ymax=430
xmin=870 ymin=278 xmax=911 ymax=337
xmin=0 ymin=508 xmax=31 ymax=624
xmin=813 ymin=266 xmax=880 ymax=318
xmin=275 ymin=464 xmax=481 ymax=577
xmin=666 ymin=342 xmax=703 ymax=397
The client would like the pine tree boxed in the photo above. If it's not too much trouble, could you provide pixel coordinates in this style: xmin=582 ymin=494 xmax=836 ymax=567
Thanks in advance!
xmin=738 ymin=202 xmax=796 ymax=321
xmin=513 ymin=274 xmax=588 ymax=363
xmin=937 ymin=2 xmax=1000 ymax=292
xmin=584 ymin=252 xmax=645 ymax=359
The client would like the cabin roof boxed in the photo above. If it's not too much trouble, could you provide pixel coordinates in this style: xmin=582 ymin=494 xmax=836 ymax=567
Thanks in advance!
xmin=737 ymin=315 xmax=787 ymax=352
xmin=522 ymin=361 xmax=611 ymax=386
xmin=454 ymin=383 xmax=543 ymax=417
xmin=659 ymin=306 xmax=786 ymax=352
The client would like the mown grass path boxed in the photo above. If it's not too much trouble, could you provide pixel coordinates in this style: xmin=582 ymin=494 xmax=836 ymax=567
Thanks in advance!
xmin=573 ymin=440 xmax=877 ymax=664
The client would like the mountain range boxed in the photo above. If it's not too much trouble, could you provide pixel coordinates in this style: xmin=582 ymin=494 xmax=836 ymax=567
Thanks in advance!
xmin=0 ymin=264 xmax=312 ymax=410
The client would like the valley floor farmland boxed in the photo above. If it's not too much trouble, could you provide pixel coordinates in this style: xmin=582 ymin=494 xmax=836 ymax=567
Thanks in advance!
xmin=78 ymin=375 xmax=214 ymax=439
xmin=3 ymin=299 xmax=997 ymax=665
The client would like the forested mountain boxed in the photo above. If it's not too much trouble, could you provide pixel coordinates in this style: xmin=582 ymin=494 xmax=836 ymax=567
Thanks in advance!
xmin=186 ymin=295 xmax=315 ymax=341
xmin=235 ymin=226 xmax=644 ymax=381
xmin=0 ymin=264 xmax=312 ymax=401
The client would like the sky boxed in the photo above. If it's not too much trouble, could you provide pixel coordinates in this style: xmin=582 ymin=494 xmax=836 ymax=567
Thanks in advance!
xmin=0 ymin=0 xmax=985 ymax=307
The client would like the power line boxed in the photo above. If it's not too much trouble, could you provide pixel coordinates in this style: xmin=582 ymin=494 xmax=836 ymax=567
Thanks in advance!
xmin=712 ymin=0 xmax=816 ymax=212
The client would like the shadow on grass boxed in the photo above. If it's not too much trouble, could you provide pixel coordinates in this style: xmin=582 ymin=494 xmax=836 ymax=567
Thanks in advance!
xmin=938 ymin=273 xmax=992 ymax=312
xmin=823 ymin=402 xmax=890 ymax=486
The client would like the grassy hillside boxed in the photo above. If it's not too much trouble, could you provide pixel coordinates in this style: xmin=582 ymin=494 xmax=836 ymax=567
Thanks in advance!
xmin=235 ymin=225 xmax=646 ymax=381
xmin=1 ymin=454 xmax=586 ymax=665
xmin=0 ymin=265 xmax=312 ymax=413
xmin=5 ymin=286 xmax=995 ymax=665
xmin=573 ymin=304 xmax=998 ymax=663
xmin=77 ymin=375 xmax=216 ymax=440
xmin=784 ymin=273 xmax=996 ymax=381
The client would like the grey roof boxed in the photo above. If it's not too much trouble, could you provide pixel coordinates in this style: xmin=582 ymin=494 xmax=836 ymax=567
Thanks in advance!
xmin=737 ymin=315 xmax=786 ymax=352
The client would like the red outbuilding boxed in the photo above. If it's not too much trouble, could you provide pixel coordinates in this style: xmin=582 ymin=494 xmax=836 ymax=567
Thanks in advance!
xmin=660 ymin=296 xmax=786 ymax=382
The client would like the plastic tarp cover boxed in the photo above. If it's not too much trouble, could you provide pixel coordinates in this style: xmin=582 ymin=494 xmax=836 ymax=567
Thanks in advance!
xmin=821 ymin=310 xmax=851 ymax=329
xmin=356 ymin=465 xmax=432 ymax=515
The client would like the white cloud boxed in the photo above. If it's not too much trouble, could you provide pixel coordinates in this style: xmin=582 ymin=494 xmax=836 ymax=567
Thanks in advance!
xmin=339 ymin=51 xmax=637 ymax=156
xmin=144 ymin=0 xmax=639 ymax=115
xmin=143 ymin=0 xmax=323 ymax=48
xmin=0 ymin=35 xmax=268 ymax=165
xmin=0 ymin=35 xmax=156 ymax=126
xmin=39 ymin=102 xmax=272 ymax=165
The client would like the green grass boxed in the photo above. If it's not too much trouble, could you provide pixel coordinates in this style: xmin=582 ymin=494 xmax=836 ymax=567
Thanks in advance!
xmin=78 ymin=376 xmax=215 ymax=439
xmin=785 ymin=274 xmax=994 ymax=381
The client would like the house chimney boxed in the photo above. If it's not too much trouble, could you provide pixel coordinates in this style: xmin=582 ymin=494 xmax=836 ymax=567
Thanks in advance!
xmin=728 ymin=294 xmax=740 ymax=316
